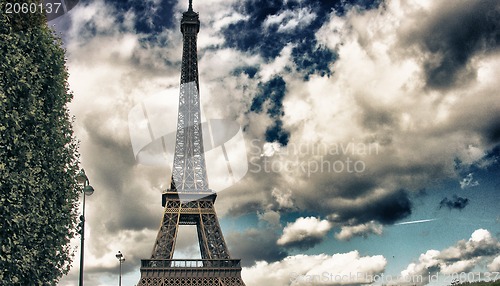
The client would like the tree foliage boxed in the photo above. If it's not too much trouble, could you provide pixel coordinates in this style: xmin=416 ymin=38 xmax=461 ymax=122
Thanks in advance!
xmin=0 ymin=0 xmax=81 ymax=284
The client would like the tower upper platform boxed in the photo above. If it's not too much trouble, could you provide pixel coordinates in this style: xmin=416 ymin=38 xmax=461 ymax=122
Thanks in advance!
xmin=181 ymin=0 xmax=200 ymax=34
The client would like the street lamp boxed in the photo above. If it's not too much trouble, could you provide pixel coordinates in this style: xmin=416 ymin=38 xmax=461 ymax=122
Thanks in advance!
xmin=76 ymin=169 xmax=94 ymax=286
xmin=116 ymin=251 xmax=126 ymax=286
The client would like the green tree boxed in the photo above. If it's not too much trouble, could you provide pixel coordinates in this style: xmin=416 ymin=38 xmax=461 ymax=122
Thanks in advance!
xmin=0 ymin=0 xmax=81 ymax=284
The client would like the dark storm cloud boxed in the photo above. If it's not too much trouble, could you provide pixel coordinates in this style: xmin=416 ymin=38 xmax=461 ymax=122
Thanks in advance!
xmin=226 ymin=228 xmax=288 ymax=266
xmin=357 ymin=98 xmax=397 ymax=131
xmin=326 ymin=187 xmax=412 ymax=225
xmin=284 ymin=147 xmax=414 ymax=225
xmin=439 ymin=195 xmax=470 ymax=211
xmin=405 ymin=0 xmax=500 ymax=90
xmin=330 ymin=176 xmax=377 ymax=200
xmin=83 ymin=112 xmax=160 ymax=232
xmin=237 ymin=141 xmax=415 ymax=226
xmin=358 ymin=188 xmax=412 ymax=224
xmin=484 ymin=114 xmax=500 ymax=144
xmin=225 ymin=200 xmax=263 ymax=217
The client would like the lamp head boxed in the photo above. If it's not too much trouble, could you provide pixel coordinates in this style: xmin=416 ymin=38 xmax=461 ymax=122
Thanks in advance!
xmin=116 ymin=251 xmax=123 ymax=259
xmin=83 ymin=185 xmax=94 ymax=196
xmin=76 ymin=169 xmax=88 ymax=185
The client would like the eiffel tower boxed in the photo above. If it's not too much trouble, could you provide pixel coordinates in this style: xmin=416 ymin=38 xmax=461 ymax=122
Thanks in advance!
xmin=137 ymin=1 xmax=246 ymax=285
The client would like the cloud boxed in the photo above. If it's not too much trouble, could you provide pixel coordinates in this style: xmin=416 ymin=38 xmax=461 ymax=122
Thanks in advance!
xmin=397 ymin=229 xmax=500 ymax=285
xmin=243 ymin=251 xmax=386 ymax=286
xmin=277 ymin=217 xmax=332 ymax=250
xmin=258 ymin=45 xmax=294 ymax=82
xmin=263 ymin=7 xmax=317 ymax=33
xmin=440 ymin=229 xmax=500 ymax=261
xmin=321 ymin=188 xmax=413 ymax=225
xmin=335 ymin=221 xmax=383 ymax=241
xmin=399 ymin=0 xmax=500 ymax=90
xmin=252 ymin=0 xmax=500 ymax=227
xmin=223 ymin=208 xmax=287 ymax=266
xmin=257 ymin=210 xmax=282 ymax=228
xmin=488 ymin=255 xmax=500 ymax=271
xmin=438 ymin=195 xmax=470 ymax=211
xmin=226 ymin=228 xmax=288 ymax=267
xmin=271 ymin=187 xmax=294 ymax=209
xmin=460 ymin=173 xmax=479 ymax=189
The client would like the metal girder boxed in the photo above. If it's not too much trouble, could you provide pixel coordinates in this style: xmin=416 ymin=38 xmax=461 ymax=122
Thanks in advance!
xmin=169 ymin=23 xmax=209 ymax=193
xmin=150 ymin=211 xmax=179 ymax=259
xmin=150 ymin=199 xmax=231 ymax=260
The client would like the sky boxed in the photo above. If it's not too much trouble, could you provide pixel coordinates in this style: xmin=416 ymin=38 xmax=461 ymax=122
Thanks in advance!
xmin=45 ymin=0 xmax=500 ymax=285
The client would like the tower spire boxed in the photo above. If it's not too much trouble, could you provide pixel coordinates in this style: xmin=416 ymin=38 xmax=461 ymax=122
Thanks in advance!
xmin=188 ymin=0 xmax=193 ymax=11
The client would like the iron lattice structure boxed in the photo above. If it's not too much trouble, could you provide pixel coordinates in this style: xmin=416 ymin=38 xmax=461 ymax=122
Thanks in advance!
xmin=137 ymin=1 xmax=246 ymax=285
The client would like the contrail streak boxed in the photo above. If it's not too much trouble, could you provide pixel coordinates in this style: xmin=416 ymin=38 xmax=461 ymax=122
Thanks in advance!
xmin=395 ymin=219 xmax=437 ymax=225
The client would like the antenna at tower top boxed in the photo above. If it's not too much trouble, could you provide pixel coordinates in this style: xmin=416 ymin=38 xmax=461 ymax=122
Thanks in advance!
xmin=188 ymin=0 xmax=193 ymax=11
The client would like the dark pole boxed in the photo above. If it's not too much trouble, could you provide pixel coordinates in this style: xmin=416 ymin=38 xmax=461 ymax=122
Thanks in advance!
xmin=119 ymin=259 xmax=122 ymax=286
xmin=116 ymin=251 xmax=125 ymax=286
xmin=77 ymin=169 xmax=94 ymax=286
xmin=78 ymin=195 xmax=86 ymax=286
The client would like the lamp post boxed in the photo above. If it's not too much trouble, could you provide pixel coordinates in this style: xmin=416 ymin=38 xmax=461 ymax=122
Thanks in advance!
xmin=76 ymin=169 xmax=94 ymax=286
xmin=116 ymin=251 xmax=125 ymax=286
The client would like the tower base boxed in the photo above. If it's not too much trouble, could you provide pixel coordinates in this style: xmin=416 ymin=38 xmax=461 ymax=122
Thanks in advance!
xmin=137 ymin=259 xmax=246 ymax=286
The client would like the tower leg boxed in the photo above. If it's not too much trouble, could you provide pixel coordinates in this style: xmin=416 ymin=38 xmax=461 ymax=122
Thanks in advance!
xmin=198 ymin=213 xmax=230 ymax=260
xmin=151 ymin=210 xmax=180 ymax=259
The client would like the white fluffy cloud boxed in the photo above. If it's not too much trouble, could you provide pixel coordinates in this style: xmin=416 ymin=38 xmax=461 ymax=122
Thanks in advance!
xmin=242 ymin=251 xmax=387 ymax=286
xmin=397 ymin=229 xmax=500 ymax=285
xmin=277 ymin=217 xmax=332 ymax=249
xmin=335 ymin=221 xmax=383 ymax=241
xmin=258 ymin=44 xmax=294 ymax=81
xmin=488 ymin=255 xmax=500 ymax=272
xmin=263 ymin=7 xmax=317 ymax=33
